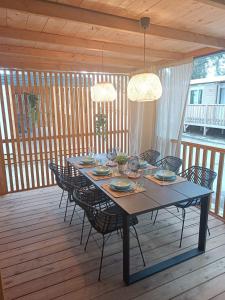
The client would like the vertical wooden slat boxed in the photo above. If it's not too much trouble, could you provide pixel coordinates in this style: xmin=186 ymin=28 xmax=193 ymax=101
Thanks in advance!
xmin=78 ymin=73 xmax=85 ymax=155
xmin=109 ymin=74 xmax=113 ymax=150
xmin=188 ymin=145 xmax=193 ymax=169
xmin=74 ymin=73 xmax=80 ymax=156
xmin=87 ymin=74 xmax=93 ymax=152
xmin=55 ymin=72 xmax=63 ymax=166
xmin=113 ymin=75 xmax=116 ymax=149
xmin=10 ymin=71 xmax=24 ymax=190
xmin=65 ymin=74 xmax=71 ymax=157
xmin=209 ymin=150 xmax=216 ymax=210
xmin=120 ymin=75 xmax=124 ymax=152
xmin=22 ymin=71 xmax=35 ymax=189
xmin=182 ymin=143 xmax=187 ymax=172
xmin=34 ymin=71 xmax=45 ymax=186
xmin=16 ymin=71 xmax=30 ymax=189
xmin=4 ymin=71 xmax=19 ymax=191
xmin=59 ymin=73 xmax=67 ymax=161
xmin=49 ymin=72 xmax=58 ymax=165
xmin=116 ymin=75 xmax=120 ymax=150
xmin=69 ymin=73 xmax=76 ymax=156
xmin=215 ymin=153 xmax=224 ymax=215
xmin=195 ymin=146 xmax=200 ymax=166
xmin=202 ymin=148 xmax=208 ymax=168
xmin=44 ymin=72 xmax=54 ymax=183
xmin=83 ymin=74 xmax=89 ymax=154
xmin=92 ymin=74 xmax=97 ymax=154
xmin=27 ymin=71 xmax=40 ymax=188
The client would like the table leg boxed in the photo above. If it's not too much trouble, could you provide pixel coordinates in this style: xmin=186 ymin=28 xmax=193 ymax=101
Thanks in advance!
xmin=123 ymin=213 xmax=130 ymax=285
xmin=198 ymin=195 xmax=210 ymax=252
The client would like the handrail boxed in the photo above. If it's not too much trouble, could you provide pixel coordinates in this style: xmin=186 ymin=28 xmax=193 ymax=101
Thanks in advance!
xmin=171 ymin=139 xmax=225 ymax=219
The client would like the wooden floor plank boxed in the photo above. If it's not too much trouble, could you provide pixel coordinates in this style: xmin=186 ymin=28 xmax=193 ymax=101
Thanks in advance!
xmin=0 ymin=187 xmax=225 ymax=300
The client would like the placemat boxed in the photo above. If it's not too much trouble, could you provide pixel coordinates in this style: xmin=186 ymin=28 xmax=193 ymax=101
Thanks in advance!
xmin=101 ymin=183 xmax=146 ymax=198
xmin=144 ymin=175 xmax=187 ymax=186
xmin=87 ymin=171 xmax=121 ymax=181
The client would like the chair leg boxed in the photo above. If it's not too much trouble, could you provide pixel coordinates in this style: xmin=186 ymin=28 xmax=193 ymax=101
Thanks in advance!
xmin=153 ymin=210 xmax=159 ymax=225
xmin=176 ymin=207 xmax=179 ymax=213
xmin=84 ymin=226 xmax=92 ymax=252
xmin=59 ymin=190 xmax=64 ymax=208
xmin=69 ymin=203 xmax=76 ymax=225
xmin=179 ymin=208 xmax=186 ymax=248
xmin=80 ymin=211 xmax=86 ymax=245
xmin=132 ymin=226 xmax=146 ymax=267
xmin=98 ymin=236 xmax=105 ymax=281
xmin=207 ymin=225 xmax=210 ymax=236
xmin=151 ymin=211 xmax=154 ymax=220
xmin=64 ymin=195 xmax=69 ymax=222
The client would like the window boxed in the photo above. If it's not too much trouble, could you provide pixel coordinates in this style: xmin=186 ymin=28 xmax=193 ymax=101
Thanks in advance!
xmin=219 ymin=87 xmax=225 ymax=104
xmin=190 ymin=89 xmax=202 ymax=104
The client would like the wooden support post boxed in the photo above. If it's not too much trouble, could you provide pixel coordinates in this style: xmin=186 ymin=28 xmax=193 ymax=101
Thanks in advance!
xmin=0 ymin=131 xmax=7 ymax=195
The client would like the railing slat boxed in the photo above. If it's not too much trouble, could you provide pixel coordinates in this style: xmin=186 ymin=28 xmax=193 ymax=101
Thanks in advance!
xmin=215 ymin=153 xmax=224 ymax=215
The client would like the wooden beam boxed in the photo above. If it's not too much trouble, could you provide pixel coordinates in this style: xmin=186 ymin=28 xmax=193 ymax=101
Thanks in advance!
xmin=0 ymin=26 xmax=183 ymax=60
xmin=0 ymin=54 xmax=132 ymax=73
xmin=0 ymin=44 xmax=148 ymax=68
xmin=0 ymin=0 xmax=225 ymax=48
xmin=196 ymin=0 xmax=225 ymax=9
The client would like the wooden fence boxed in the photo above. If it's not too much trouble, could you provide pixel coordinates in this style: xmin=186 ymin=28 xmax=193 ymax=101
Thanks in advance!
xmin=171 ymin=139 xmax=225 ymax=219
xmin=0 ymin=70 xmax=129 ymax=194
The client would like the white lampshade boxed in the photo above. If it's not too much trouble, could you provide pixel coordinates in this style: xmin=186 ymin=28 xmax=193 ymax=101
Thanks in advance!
xmin=127 ymin=73 xmax=162 ymax=102
xmin=91 ymin=82 xmax=116 ymax=102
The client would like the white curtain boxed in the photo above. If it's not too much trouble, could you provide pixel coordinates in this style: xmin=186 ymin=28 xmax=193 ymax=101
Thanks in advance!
xmin=154 ymin=61 xmax=193 ymax=157
xmin=128 ymin=66 xmax=158 ymax=155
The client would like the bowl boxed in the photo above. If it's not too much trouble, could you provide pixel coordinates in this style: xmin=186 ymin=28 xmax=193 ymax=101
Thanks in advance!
xmin=139 ymin=159 xmax=148 ymax=169
xmin=109 ymin=178 xmax=132 ymax=191
xmin=154 ymin=170 xmax=176 ymax=181
xmin=81 ymin=156 xmax=95 ymax=164
xmin=93 ymin=166 xmax=111 ymax=175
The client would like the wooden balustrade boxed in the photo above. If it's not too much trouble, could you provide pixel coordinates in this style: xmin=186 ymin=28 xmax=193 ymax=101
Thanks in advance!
xmin=172 ymin=139 xmax=225 ymax=219
xmin=0 ymin=70 xmax=129 ymax=193
xmin=185 ymin=104 xmax=225 ymax=129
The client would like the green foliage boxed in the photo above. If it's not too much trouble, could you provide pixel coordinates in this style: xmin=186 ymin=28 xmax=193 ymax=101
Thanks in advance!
xmin=192 ymin=52 xmax=225 ymax=79
xmin=95 ymin=113 xmax=108 ymax=140
xmin=115 ymin=153 xmax=128 ymax=165
xmin=23 ymin=92 xmax=39 ymax=123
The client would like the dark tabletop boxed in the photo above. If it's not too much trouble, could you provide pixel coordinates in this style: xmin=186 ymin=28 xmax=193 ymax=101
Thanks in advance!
xmin=66 ymin=156 xmax=213 ymax=216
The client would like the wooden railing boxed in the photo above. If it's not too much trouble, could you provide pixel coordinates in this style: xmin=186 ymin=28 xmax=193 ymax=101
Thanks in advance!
xmin=171 ymin=139 xmax=225 ymax=219
xmin=185 ymin=104 xmax=225 ymax=128
xmin=0 ymin=69 xmax=129 ymax=193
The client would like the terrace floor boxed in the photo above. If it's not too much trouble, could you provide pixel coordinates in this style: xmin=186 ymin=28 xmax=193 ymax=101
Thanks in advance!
xmin=1 ymin=187 xmax=225 ymax=300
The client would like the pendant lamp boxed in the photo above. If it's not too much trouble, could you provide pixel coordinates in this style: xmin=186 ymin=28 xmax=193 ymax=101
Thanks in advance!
xmin=91 ymin=49 xmax=116 ymax=102
xmin=127 ymin=17 xmax=162 ymax=102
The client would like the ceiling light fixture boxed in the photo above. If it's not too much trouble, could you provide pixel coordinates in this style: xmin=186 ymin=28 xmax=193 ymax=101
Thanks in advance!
xmin=127 ymin=17 xmax=162 ymax=102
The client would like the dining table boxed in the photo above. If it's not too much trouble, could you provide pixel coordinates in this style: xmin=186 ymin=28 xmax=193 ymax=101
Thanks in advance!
xmin=66 ymin=155 xmax=213 ymax=285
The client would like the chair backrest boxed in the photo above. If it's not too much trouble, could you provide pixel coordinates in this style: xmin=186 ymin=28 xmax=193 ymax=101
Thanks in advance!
xmin=139 ymin=149 xmax=160 ymax=165
xmin=72 ymin=188 xmax=118 ymax=234
xmin=179 ymin=166 xmax=217 ymax=189
xmin=155 ymin=156 xmax=182 ymax=174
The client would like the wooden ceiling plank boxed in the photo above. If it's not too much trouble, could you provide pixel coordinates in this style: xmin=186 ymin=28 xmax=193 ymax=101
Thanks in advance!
xmin=195 ymin=0 xmax=225 ymax=10
xmin=1 ymin=0 xmax=225 ymax=48
xmin=0 ymin=26 xmax=185 ymax=60
xmin=0 ymin=54 xmax=132 ymax=73
xmin=0 ymin=44 xmax=149 ymax=67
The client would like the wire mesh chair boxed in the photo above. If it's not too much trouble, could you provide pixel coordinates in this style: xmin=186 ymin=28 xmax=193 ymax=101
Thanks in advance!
xmin=73 ymin=186 xmax=146 ymax=281
xmin=49 ymin=162 xmax=92 ymax=221
xmin=139 ymin=149 xmax=160 ymax=165
xmin=154 ymin=156 xmax=183 ymax=173
xmin=175 ymin=166 xmax=217 ymax=247
xmin=71 ymin=185 xmax=111 ymax=245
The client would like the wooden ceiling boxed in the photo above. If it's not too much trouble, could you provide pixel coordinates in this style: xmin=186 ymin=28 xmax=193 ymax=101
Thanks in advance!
xmin=0 ymin=0 xmax=224 ymax=73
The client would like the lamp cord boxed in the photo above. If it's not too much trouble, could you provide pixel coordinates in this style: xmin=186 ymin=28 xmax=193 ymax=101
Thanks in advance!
xmin=144 ymin=29 xmax=146 ymax=70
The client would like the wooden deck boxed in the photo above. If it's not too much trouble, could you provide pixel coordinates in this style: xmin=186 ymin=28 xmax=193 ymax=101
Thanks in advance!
xmin=1 ymin=187 xmax=225 ymax=300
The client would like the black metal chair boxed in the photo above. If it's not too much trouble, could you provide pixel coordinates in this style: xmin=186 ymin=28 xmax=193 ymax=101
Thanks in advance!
xmin=70 ymin=185 xmax=111 ymax=245
xmin=49 ymin=162 xmax=92 ymax=221
xmin=139 ymin=149 xmax=160 ymax=165
xmin=175 ymin=166 xmax=217 ymax=247
xmin=72 ymin=186 xmax=146 ymax=281
xmin=154 ymin=156 xmax=183 ymax=173
xmin=151 ymin=156 xmax=183 ymax=222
